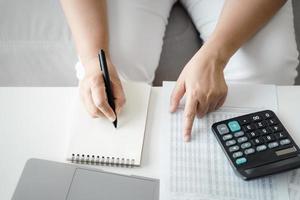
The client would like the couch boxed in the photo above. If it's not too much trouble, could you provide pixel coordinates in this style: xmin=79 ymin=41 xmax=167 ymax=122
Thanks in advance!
xmin=0 ymin=0 xmax=299 ymax=86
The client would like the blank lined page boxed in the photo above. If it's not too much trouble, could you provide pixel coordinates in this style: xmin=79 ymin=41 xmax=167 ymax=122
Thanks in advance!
xmin=66 ymin=81 xmax=151 ymax=166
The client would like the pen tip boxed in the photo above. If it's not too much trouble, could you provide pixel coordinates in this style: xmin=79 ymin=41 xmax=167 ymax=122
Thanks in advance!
xmin=113 ymin=120 xmax=117 ymax=128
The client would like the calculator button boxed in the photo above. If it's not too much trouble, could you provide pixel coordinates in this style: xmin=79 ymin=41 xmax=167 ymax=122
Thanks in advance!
xmin=244 ymin=148 xmax=255 ymax=155
xmin=263 ymin=134 xmax=275 ymax=143
xmin=275 ymin=132 xmax=287 ymax=140
xmin=268 ymin=141 xmax=279 ymax=149
xmin=239 ymin=118 xmax=250 ymax=125
xmin=255 ymin=121 xmax=267 ymax=128
xmin=243 ymin=124 xmax=256 ymax=132
xmin=247 ymin=131 xmax=260 ymax=139
xmin=259 ymin=128 xmax=272 ymax=135
xmin=236 ymin=157 xmax=247 ymax=165
xmin=251 ymin=137 xmax=264 ymax=146
xmin=275 ymin=146 xmax=297 ymax=156
xmin=241 ymin=142 xmax=251 ymax=149
xmin=217 ymin=124 xmax=229 ymax=135
xmin=237 ymin=136 xmax=248 ymax=143
xmin=267 ymin=118 xmax=278 ymax=126
xmin=226 ymin=140 xmax=237 ymax=146
xmin=232 ymin=151 xmax=243 ymax=158
xmin=234 ymin=131 xmax=244 ymax=138
xmin=228 ymin=121 xmax=241 ymax=132
xmin=262 ymin=111 xmax=273 ymax=119
xmin=270 ymin=125 xmax=283 ymax=133
xmin=229 ymin=145 xmax=240 ymax=152
xmin=256 ymin=145 xmax=267 ymax=152
xmin=222 ymin=134 xmax=233 ymax=141
xmin=251 ymin=114 xmax=263 ymax=122
xmin=280 ymin=139 xmax=291 ymax=146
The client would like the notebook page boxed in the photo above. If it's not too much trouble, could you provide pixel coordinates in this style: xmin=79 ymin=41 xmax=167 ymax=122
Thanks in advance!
xmin=66 ymin=81 xmax=151 ymax=166
xmin=160 ymin=82 xmax=289 ymax=200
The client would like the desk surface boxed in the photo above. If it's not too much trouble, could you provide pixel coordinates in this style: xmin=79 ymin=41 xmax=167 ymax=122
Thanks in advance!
xmin=1 ymin=86 xmax=300 ymax=199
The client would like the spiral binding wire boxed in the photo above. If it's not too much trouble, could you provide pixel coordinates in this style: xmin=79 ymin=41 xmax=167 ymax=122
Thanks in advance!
xmin=70 ymin=153 xmax=135 ymax=167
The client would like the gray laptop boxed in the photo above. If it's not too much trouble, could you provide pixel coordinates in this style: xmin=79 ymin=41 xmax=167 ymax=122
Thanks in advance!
xmin=12 ymin=159 xmax=159 ymax=200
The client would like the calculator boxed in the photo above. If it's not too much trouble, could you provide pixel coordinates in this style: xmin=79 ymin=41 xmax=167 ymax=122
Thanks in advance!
xmin=211 ymin=110 xmax=300 ymax=180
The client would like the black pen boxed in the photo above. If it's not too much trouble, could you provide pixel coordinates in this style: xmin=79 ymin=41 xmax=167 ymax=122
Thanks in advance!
xmin=98 ymin=49 xmax=117 ymax=128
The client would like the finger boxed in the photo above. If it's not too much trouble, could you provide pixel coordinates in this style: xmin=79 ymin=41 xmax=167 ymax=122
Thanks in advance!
xmin=197 ymin=97 xmax=209 ymax=118
xmin=183 ymin=96 xmax=198 ymax=142
xmin=91 ymin=85 xmax=116 ymax=122
xmin=111 ymin=81 xmax=126 ymax=115
xmin=196 ymin=101 xmax=204 ymax=118
xmin=197 ymin=104 xmax=209 ymax=118
xmin=82 ymin=88 xmax=102 ymax=118
xmin=215 ymin=95 xmax=226 ymax=110
xmin=170 ymin=81 xmax=185 ymax=113
xmin=207 ymin=99 xmax=219 ymax=113
xmin=115 ymin=97 xmax=126 ymax=115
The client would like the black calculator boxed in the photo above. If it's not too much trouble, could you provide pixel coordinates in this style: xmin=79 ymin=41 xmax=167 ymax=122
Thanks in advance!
xmin=211 ymin=110 xmax=300 ymax=180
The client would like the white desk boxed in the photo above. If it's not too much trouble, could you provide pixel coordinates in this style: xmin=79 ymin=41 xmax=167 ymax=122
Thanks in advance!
xmin=1 ymin=86 xmax=300 ymax=199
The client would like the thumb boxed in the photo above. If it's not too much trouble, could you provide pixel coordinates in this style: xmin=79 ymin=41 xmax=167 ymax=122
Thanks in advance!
xmin=111 ymin=80 xmax=126 ymax=115
xmin=170 ymin=81 xmax=185 ymax=112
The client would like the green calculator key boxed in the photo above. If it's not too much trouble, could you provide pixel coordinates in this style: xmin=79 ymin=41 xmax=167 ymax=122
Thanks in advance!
xmin=236 ymin=157 xmax=247 ymax=165
xmin=228 ymin=121 xmax=241 ymax=132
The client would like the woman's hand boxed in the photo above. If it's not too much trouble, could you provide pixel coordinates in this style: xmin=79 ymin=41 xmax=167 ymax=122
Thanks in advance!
xmin=170 ymin=44 xmax=228 ymax=142
xmin=61 ymin=0 xmax=124 ymax=121
xmin=79 ymin=57 xmax=125 ymax=121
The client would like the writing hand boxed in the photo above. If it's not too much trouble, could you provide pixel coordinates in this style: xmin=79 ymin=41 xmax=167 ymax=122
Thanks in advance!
xmin=79 ymin=57 xmax=125 ymax=121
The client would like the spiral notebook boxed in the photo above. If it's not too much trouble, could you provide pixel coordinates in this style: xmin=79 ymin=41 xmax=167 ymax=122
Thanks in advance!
xmin=66 ymin=81 xmax=151 ymax=167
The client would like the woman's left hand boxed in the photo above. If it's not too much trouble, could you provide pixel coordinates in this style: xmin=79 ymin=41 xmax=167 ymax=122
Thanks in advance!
xmin=170 ymin=44 xmax=228 ymax=142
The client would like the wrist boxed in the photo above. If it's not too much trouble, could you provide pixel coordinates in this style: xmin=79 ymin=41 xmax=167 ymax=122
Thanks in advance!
xmin=201 ymin=33 xmax=237 ymax=66
xmin=197 ymin=43 xmax=229 ymax=71
xmin=79 ymin=45 xmax=111 ymax=67
xmin=81 ymin=54 xmax=117 ymax=78
xmin=82 ymin=57 xmax=101 ymax=76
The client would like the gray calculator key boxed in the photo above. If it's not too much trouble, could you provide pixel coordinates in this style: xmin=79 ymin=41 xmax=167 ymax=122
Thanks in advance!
xmin=241 ymin=142 xmax=251 ymax=149
xmin=237 ymin=136 xmax=248 ymax=143
xmin=256 ymin=145 xmax=267 ymax=152
xmin=217 ymin=124 xmax=230 ymax=135
xmin=234 ymin=131 xmax=244 ymax=138
xmin=244 ymin=148 xmax=255 ymax=155
xmin=280 ymin=139 xmax=291 ymax=146
xmin=229 ymin=145 xmax=240 ymax=152
xmin=268 ymin=141 xmax=279 ymax=149
xmin=232 ymin=151 xmax=243 ymax=158
xmin=226 ymin=140 xmax=237 ymax=146
xmin=222 ymin=134 xmax=233 ymax=141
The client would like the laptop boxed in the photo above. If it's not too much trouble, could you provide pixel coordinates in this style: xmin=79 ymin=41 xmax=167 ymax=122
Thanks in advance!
xmin=12 ymin=159 xmax=159 ymax=200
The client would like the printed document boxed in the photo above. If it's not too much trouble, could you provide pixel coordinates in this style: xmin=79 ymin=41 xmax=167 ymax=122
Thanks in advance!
xmin=289 ymin=169 xmax=300 ymax=200
xmin=160 ymin=82 xmax=289 ymax=200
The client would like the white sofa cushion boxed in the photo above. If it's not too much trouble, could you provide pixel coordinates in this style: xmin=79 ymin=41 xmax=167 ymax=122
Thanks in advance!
xmin=0 ymin=0 xmax=77 ymax=86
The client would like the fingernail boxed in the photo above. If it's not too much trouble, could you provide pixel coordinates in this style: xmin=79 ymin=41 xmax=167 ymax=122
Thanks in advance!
xmin=184 ymin=135 xmax=191 ymax=142
xmin=169 ymin=105 xmax=175 ymax=113
xmin=116 ymin=107 xmax=122 ymax=115
xmin=109 ymin=116 xmax=116 ymax=122
xmin=116 ymin=109 xmax=120 ymax=115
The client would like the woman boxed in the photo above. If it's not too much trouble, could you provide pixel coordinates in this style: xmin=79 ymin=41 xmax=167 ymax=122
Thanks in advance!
xmin=60 ymin=0 xmax=299 ymax=142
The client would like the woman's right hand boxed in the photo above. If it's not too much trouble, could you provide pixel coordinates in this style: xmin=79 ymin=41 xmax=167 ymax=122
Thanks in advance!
xmin=79 ymin=57 xmax=126 ymax=121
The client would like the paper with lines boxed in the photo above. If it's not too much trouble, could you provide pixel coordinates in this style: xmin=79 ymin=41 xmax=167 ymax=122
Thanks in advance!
xmin=160 ymin=82 xmax=289 ymax=200
xmin=163 ymin=109 xmax=288 ymax=200
xmin=289 ymin=169 xmax=300 ymax=200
